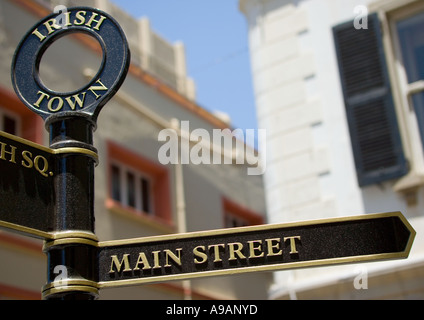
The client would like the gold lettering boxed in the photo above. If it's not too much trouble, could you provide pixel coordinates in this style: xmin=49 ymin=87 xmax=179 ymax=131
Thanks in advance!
xmin=133 ymin=252 xmax=151 ymax=271
xmin=164 ymin=249 xmax=182 ymax=267
xmin=30 ymin=11 xmax=106 ymax=44
xmin=85 ymin=13 xmax=107 ymax=30
xmin=43 ymin=18 xmax=62 ymax=35
xmin=248 ymin=240 xmax=264 ymax=259
xmin=208 ymin=244 xmax=225 ymax=263
xmin=48 ymin=96 xmax=64 ymax=112
xmin=265 ymin=238 xmax=282 ymax=257
xmin=0 ymin=143 xmax=17 ymax=164
xmin=193 ymin=246 xmax=208 ymax=264
xmin=152 ymin=251 xmax=161 ymax=269
xmin=34 ymin=155 xmax=49 ymax=177
xmin=88 ymin=79 xmax=108 ymax=99
xmin=63 ymin=12 xmax=72 ymax=27
xmin=34 ymin=91 xmax=50 ymax=108
xmin=228 ymin=242 xmax=246 ymax=261
xmin=74 ymin=11 xmax=87 ymax=26
xmin=284 ymin=236 xmax=301 ymax=255
xmin=109 ymin=254 xmax=131 ymax=273
xmin=65 ymin=92 xmax=86 ymax=110
xmin=32 ymin=28 xmax=46 ymax=42
xmin=21 ymin=151 xmax=33 ymax=169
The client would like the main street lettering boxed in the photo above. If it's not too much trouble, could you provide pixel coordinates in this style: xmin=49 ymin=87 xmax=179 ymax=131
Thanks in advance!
xmin=0 ymin=139 xmax=52 ymax=177
xmin=109 ymin=236 xmax=301 ymax=274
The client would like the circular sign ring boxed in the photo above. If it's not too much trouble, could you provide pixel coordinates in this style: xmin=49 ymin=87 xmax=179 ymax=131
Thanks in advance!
xmin=34 ymin=28 xmax=107 ymax=97
xmin=11 ymin=7 xmax=130 ymax=122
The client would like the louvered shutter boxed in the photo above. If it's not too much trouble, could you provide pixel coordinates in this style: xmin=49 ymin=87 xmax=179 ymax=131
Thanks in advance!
xmin=333 ymin=13 xmax=408 ymax=186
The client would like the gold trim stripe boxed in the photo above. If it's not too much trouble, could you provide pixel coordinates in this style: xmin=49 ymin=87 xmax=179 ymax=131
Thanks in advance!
xmin=52 ymin=147 xmax=99 ymax=165
xmin=97 ymin=251 xmax=412 ymax=289
xmin=42 ymin=285 xmax=99 ymax=299
xmin=39 ymin=212 xmax=413 ymax=249
xmin=0 ymin=130 xmax=53 ymax=153
xmin=98 ymin=211 xmax=415 ymax=248
xmin=42 ymin=279 xmax=99 ymax=292
xmin=0 ymin=130 xmax=99 ymax=164
xmin=43 ymin=237 xmax=99 ymax=251
xmin=0 ymin=220 xmax=52 ymax=240
xmin=0 ymin=220 xmax=99 ymax=242
xmin=49 ymin=231 xmax=98 ymax=241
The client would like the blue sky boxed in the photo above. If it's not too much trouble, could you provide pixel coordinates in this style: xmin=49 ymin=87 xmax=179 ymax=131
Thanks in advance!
xmin=110 ymin=0 xmax=257 ymax=131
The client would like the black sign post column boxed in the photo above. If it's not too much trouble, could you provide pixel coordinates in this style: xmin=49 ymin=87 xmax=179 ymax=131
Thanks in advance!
xmin=42 ymin=115 xmax=99 ymax=299
xmin=47 ymin=115 xmax=97 ymax=235
xmin=10 ymin=7 xmax=130 ymax=299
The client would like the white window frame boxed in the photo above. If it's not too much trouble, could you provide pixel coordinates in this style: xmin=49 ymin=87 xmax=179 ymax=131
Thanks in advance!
xmin=391 ymin=4 xmax=424 ymax=173
xmin=372 ymin=0 xmax=424 ymax=192
xmin=110 ymin=159 xmax=154 ymax=216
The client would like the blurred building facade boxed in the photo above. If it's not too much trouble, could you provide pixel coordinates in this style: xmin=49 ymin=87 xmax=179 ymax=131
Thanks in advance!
xmin=240 ymin=0 xmax=424 ymax=299
xmin=0 ymin=0 xmax=269 ymax=299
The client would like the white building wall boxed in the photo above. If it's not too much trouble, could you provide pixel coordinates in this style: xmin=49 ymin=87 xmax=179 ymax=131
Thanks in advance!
xmin=241 ymin=0 xmax=424 ymax=299
xmin=242 ymin=0 xmax=369 ymax=225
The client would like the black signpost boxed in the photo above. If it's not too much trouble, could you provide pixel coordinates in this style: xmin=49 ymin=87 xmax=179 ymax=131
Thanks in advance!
xmin=0 ymin=7 xmax=417 ymax=300
xmin=9 ymin=6 xmax=130 ymax=300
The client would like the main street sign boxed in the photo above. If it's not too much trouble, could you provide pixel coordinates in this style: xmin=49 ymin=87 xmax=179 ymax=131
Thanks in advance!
xmin=97 ymin=211 xmax=415 ymax=288
xmin=40 ymin=210 xmax=415 ymax=297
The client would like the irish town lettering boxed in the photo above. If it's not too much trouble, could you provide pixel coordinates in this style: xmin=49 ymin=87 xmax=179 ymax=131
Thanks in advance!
xmin=32 ymin=10 xmax=109 ymax=113
xmin=33 ymin=79 xmax=108 ymax=113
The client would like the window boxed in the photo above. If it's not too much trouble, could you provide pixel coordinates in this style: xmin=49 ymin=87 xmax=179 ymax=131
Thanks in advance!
xmin=111 ymin=164 xmax=121 ymax=202
xmin=396 ymin=11 xmax=424 ymax=148
xmin=333 ymin=13 xmax=408 ymax=186
xmin=0 ymin=86 xmax=44 ymax=144
xmin=223 ymin=198 xmax=264 ymax=228
xmin=0 ymin=109 xmax=19 ymax=136
xmin=106 ymin=140 xmax=172 ymax=227
xmin=110 ymin=161 xmax=153 ymax=215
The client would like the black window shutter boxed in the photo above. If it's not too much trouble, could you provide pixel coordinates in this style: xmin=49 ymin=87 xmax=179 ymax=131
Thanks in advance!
xmin=333 ymin=13 xmax=408 ymax=186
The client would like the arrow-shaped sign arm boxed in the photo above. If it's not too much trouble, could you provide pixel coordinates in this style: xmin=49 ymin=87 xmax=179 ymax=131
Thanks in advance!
xmin=95 ymin=211 xmax=415 ymax=289
xmin=0 ymin=130 xmax=98 ymax=240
